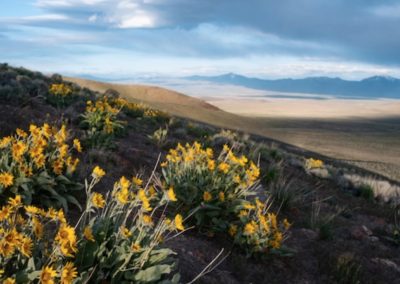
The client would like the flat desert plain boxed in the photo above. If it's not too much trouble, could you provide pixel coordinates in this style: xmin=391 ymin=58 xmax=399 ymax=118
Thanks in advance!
xmin=208 ymin=97 xmax=400 ymax=181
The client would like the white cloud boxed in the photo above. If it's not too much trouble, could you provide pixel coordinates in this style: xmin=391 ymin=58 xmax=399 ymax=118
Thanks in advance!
xmin=370 ymin=4 xmax=400 ymax=18
xmin=36 ymin=0 xmax=107 ymax=8
xmin=88 ymin=14 xmax=97 ymax=22
xmin=35 ymin=0 xmax=160 ymax=28
xmin=22 ymin=14 xmax=69 ymax=21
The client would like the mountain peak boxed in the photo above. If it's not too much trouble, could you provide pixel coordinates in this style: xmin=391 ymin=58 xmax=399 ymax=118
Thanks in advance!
xmin=362 ymin=75 xmax=398 ymax=82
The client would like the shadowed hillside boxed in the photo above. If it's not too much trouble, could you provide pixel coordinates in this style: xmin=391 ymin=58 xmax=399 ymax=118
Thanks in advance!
xmin=67 ymin=77 xmax=400 ymax=182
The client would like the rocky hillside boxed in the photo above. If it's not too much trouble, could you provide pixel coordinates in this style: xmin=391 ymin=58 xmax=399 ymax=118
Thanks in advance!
xmin=0 ymin=63 xmax=400 ymax=283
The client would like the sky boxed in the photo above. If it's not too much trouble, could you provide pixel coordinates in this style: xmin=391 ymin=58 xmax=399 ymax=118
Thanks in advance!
xmin=1 ymin=0 xmax=400 ymax=79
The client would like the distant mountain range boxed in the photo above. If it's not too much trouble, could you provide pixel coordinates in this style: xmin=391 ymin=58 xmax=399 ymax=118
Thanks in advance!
xmin=185 ymin=73 xmax=400 ymax=99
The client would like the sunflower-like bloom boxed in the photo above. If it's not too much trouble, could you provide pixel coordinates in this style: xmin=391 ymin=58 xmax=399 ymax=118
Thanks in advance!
xmin=174 ymin=214 xmax=185 ymax=231
xmin=73 ymin=139 xmax=82 ymax=153
xmin=19 ymin=236 xmax=33 ymax=257
xmin=7 ymin=195 xmax=22 ymax=208
xmin=203 ymin=191 xmax=212 ymax=202
xmin=0 ymin=172 xmax=14 ymax=188
xmin=83 ymin=226 xmax=95 ymax=242
xmin=61 ymin=262 xmax=78 ymax=284
xmin=92 ymin=166 xmax=105 ymax=179
xmin=55 ymin=225 xmax=77 ymax=257
xmin=91 ymin=192 xmax=106 ymax=209
xmin=40 ymin=266 xmax=57 ymax=284
xmin=244 ymin=221 xmax=257 ymax=235
xmin=167 ymin=187 xmax=177 ymax=202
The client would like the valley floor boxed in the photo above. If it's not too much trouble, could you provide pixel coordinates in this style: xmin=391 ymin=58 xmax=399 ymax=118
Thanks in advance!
xmin=207 ymin=98 xmax=400 ymax=182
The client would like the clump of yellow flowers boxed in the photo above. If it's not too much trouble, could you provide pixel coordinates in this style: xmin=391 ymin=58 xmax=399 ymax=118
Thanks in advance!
xmin=49 ymin=83 xmax=73 ymax=97
xmin=161 ymin=142 xmax=260 ymax=228
xmin=113 ymin=97 xmax=169 ymax=120
xmin=305 ymin=158 xmax=324 ymax=170
xmin=0 ymin=194 xmax=79 ymax=283
xmin=229 ymin=198 xmax=291 ymax=256
xmin=48 ymin=83 xmax=75 ymax=107
xmin=0 ymin=167 xmax=182 ymax=283
xmin=81 ymin=97 xmax=126 ymax=148
xmin=0 ymin=124 xmax=82 ymax=210
xmin=160 ymin=142 xmax=290 ymax=256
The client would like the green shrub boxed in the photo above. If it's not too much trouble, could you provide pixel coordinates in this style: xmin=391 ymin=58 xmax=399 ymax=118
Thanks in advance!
xmin=160 ymin=142 xmax=290 ymax=256
xmin=46 ymin=83 xmax=78 ymax=107
xmin=334 ymin=253 xmax=362 ymax=284
xmin=358 ymin=184 xmax=374 ymax=201
xmin=148 ymin=126 xmax=169 ymax=148
xmin=228 ymin=198 xmax=291 ymax=256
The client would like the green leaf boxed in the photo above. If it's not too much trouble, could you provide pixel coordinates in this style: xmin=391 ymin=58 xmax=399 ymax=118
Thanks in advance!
xmin=131 ymin=264 xmax=173 ymax=282
xmin=148 ymin=248 xmax=175 ymax=265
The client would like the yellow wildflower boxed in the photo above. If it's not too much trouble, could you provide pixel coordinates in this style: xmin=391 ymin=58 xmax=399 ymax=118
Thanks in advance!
xmin=228 ymin=224 xmax=238 ymax=237
xmin=0 ymin=172 xmax=14 ymax=188
xmin=83 ymin=226 xmax=95 ymax=242
xmin=143 ymin=214 xmax=153 ymax=225
xmin=207 ymin=159 xmax=215 ymax=171
xmin=203 ymin=191 xmax=212 ymax=202
xmin=55 ymin=225 xmax=77 ymax=257
xmin=218 ymin=191 xmax=225 ymax=202
xmin=40 ymin=266 xmax=57 ymax=284
xmin=61 ymin=262 xmax=78 ymax=284
xmin=138 ymin=189 xmax=152 ymax=211
xmin=131 ymin=242 xmax=141 ymax=252
xmin=0 ymin=136 xmax=12 ymax=148
xmin=20 ymin=236 xmax=33 ymax=257
xmin=116 ymin=188 xmax=129 ymax=204
xmin=92 ymin=166 xmax=105 ymax=178
xmin=243 ymin=203 xmax=255 ymax=210
xmin=32 ymin=217 xmax=43 ymax=239
xmin=283 ymin=218 xmax=291 ymax=230
xmin=120 ymin=226 xmax=132 ymax=238
xmin=218 ymin=162 xmax=230 ymax=174
xmin=0 ymin=240 xmax=15 ymax=257
xmin=132 ymin=177 xmax=143 ymax=186
xmin=174 ymin=214 xmax=185 ymax=231
xmin=12 ymin=140 xmax=27 ymax=161
xmin=0 ymin=205 xmax=12 ymax=221
xmin=119 ymin=176 xmax=131 ymax=190
xmin=92 ymin=192 xmax=106 ymax=208
xmin=3 ymin=278 xmax=16 ymax=284
xmin=16 ymin=128 xmax=28 ymax=138
xmin=24 ymin=205 xmax=40 ymax=215
xmin=244 ymin=221 xmax=257 ymax=235
xmin=167 ymin=187 xmax=177 ymax=202
xmin=73 ymin=138 xmax=82 ymax=152
xmin=8 ymin=195 xmax=22 ymax=207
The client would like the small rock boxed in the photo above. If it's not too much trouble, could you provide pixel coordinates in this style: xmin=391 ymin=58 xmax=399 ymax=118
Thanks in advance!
xmin=371 ymin=258 xmax=400 ymax=273
xmin=309 ymin=168 xmax=331 ymax=179
xmin=368 ymin=236 xmax=380 ymax=242
xmin=350 ymin=225 xmax=372 ymax=240
xmin=299 ymin=228 xmax=318 ymax=240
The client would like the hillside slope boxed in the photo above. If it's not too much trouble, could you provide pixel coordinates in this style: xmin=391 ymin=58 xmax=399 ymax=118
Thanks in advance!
xmin=67 ymin=77 xmax=400 ymax=182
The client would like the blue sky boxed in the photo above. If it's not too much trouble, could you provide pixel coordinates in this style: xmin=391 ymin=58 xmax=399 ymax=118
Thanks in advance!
xmin=1 ymin=0 xmax=400 ymax=79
